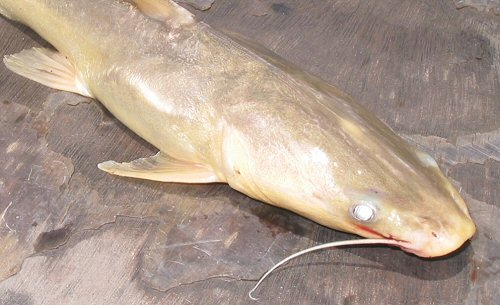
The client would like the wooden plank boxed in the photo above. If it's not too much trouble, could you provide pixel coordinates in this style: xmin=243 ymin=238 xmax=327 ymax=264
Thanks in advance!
xmin=0 ymin=1 xmax=498 ymax=304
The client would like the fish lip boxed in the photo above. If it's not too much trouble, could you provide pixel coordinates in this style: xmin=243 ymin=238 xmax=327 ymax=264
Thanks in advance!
xmin=396 ymin=245 xmax=433 ymax=258
xmin=356 ymin=224 xmax=410 ymax=244
xmin=355 ymin=224 xmax=421 ymax=254
xmin=384 ymin=239 xmax=427 ymax=257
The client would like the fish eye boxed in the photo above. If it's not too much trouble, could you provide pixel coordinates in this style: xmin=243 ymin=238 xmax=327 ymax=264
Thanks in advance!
xmin=350 ymin=204 xmax=376 ymax=222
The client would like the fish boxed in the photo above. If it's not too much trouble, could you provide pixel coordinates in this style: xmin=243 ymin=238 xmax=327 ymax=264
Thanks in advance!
xmin=0 ymin=0 xmax=475 ymax=258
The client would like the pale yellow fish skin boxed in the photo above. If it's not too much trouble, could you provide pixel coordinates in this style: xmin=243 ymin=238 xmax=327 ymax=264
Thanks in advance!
xmin=0 ymin=0 xmax=475 ymax=257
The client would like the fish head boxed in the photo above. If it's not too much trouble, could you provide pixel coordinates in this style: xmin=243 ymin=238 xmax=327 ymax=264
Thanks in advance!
xmin=339 ymin=172 xmax=477 ymax=258
xmin=315 ymin=116 xmax=476 ymax=258
xmin=222 ymin=102 xmax=475 ymax=258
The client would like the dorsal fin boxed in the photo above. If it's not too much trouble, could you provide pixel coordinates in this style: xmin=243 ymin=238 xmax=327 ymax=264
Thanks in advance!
xmin=130 ymin=0 xmax=194 ymax=28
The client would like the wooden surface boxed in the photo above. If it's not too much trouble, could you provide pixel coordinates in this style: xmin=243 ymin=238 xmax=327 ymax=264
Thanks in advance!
xmin=0 ymin=1 xmax=499 ymax=304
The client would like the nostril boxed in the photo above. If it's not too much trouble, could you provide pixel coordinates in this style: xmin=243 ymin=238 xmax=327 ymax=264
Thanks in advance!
xmin=418 ymin=216 xmax=432 ymax=224
xmin=431 ymin=231 xmax=438 ymax=238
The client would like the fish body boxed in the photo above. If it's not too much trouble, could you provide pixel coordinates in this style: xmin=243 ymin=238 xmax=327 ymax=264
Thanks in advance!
xmin=0 ymin=0 xmax=475 ymax=257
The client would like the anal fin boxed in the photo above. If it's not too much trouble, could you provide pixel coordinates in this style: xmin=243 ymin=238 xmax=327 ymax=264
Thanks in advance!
xmin=98 ymin=152 xmax=222 ymax=183
xmin=3 ymin=47 xmax=93 ymax=97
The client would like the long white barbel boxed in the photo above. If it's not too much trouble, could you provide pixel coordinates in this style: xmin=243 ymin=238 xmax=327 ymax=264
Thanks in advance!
xmin=249 ymin=238 xmax=401 ymax=300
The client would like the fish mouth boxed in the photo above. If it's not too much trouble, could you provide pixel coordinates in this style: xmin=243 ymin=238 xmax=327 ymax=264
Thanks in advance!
xmin=355 ymin=224 xmax=431 ymax=256
xmin=356 ymin=225 xmax=409 ymax=243
xmin=395 ymin=244 xmax=429 ymax=257
xmin=355 ymin=224 xmax=474 ymax=258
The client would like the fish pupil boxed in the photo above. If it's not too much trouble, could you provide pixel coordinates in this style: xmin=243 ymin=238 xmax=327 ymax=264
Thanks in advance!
xmin=352 ymin=204 xmax=375 ymax=222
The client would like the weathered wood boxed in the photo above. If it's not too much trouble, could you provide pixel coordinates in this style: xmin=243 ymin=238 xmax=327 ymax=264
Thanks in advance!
xmin=0 ymin=1 xmax=498 ymax=304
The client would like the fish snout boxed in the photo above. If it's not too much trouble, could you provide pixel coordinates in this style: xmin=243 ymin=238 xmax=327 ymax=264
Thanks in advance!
xmin=401 ymin=217 xmax=476 ymax=258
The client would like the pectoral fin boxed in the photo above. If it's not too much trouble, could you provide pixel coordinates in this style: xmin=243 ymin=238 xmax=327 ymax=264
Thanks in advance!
xmin=3 ymin=48 xmax=93 ymax=97
xmin=98 ymin=152 xmax=222 ymax=183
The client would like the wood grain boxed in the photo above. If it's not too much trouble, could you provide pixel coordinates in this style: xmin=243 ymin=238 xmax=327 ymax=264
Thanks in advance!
xmin=0 ymin=1 xmax=498 ymax=304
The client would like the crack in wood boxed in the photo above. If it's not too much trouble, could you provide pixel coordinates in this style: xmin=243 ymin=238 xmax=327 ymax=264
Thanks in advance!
xmin=148 ymin=274 xmax=258 ymax=294
xmin=0 ymin=201 xmax=15 ymax=232
xmin=402 ymin=128 xmax=500 ymax=166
